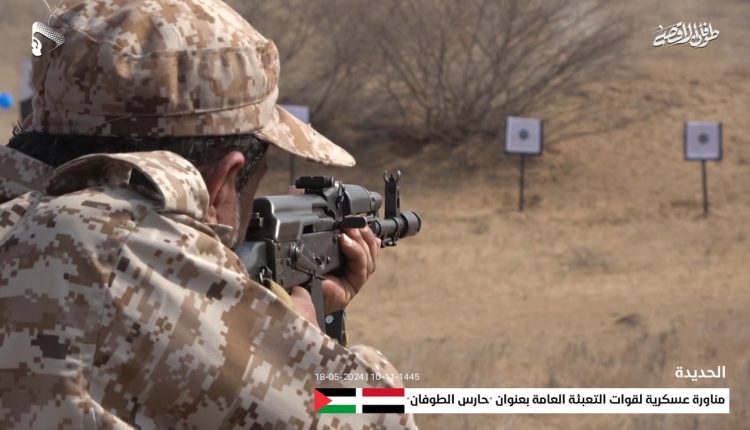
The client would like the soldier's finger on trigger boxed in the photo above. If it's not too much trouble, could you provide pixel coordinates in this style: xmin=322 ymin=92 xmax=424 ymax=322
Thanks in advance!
xmin=351 ymin=229 xmax=374 ymax=277
xmin=339 ymin=231 xmax=368 ymax=286
xmin=360 ymin=228 xmax=378 ymax=275
xmin=343 ymin=228 xmax=371 ymax=275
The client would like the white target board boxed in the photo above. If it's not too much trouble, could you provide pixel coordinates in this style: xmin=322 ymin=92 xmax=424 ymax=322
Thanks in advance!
xmin=685 ymin=121 xmax=721 ymax=161
xmin=505 ymin=116 xmax=543 ymax=155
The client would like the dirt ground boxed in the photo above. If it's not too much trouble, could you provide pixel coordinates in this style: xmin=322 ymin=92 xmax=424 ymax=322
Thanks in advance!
xmin=1 ymin=1 xmax=748 ymax=429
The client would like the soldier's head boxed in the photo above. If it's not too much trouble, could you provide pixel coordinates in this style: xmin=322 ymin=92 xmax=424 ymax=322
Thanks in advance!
xmin=9 ymin=0 xmax=354 ymax=248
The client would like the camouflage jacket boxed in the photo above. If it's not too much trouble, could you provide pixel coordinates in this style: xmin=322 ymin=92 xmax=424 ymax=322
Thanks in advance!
xmin=0 ymin=146 xmax=416 ymax=429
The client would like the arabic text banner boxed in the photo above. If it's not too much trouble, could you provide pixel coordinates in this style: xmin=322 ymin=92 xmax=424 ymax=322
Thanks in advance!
xmin=314 ymin=388 xmax=729 ymax=414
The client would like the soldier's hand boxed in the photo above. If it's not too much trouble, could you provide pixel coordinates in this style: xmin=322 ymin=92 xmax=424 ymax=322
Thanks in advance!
xmin=322 ymin=228 xmax=381 ymax=313
xmin=285 ymin=187 xmax=381 ymax=315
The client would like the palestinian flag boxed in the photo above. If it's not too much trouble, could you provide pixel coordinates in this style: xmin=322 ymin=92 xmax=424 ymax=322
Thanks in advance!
xmin=315 ymin=388 xmax=405 ymax=414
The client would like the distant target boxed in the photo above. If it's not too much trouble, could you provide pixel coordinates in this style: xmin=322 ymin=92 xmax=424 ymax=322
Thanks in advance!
xmin=683 ymin=120 xmax=722 ymax=216
xmin=505 ymin=116 xmax=543 ymax=155
xmin=504 ymin=116 xmax=543 ymax=211
xmin=685 ymin=121 xmax=721 ymax=161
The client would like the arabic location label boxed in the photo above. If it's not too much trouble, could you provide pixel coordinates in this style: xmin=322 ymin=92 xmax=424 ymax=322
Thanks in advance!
xmin=674 ymin=365 xmax=726 ymax=382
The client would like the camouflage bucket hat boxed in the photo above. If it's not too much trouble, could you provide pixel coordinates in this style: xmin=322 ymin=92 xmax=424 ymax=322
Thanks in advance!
xmin=30 ymin=0 xmax=355 ymax=167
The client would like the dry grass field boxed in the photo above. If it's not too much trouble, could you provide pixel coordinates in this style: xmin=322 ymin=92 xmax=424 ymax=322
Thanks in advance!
xmin=1 ymin=1 xmax=749 ymax=429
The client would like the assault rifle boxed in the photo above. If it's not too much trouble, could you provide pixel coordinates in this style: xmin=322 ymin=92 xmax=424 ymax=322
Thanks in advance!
xmin=237 ymin=171 xmax=421 ymax=344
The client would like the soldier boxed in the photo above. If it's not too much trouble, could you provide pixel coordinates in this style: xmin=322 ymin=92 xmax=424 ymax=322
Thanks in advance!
xmin=0 ymin=0 xmax=417 ymax=428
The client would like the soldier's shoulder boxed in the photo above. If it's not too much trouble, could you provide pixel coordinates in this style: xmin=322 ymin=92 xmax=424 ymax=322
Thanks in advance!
xmin=47 ymin=150 xmax=209 ymax=220
xmin=0 ymin=145 xmax=53 ymax=200
xmin=0 ymin=150 xmax=213 ymax=276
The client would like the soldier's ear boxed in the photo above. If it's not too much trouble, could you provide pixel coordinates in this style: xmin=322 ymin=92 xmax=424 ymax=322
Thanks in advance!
xmin=203 ymin=150 xmax=246 ymax=225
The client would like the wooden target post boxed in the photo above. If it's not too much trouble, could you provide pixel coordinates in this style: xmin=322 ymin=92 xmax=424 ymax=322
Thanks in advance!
xmin=684 ymin=121 xmax=722 ymax=216
xmin=505 ymin=116 xmax=543 ymax=211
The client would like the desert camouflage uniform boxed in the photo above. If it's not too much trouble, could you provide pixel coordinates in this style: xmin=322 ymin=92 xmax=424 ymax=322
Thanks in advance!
xmin=0 ymin=144 xmax=416 ymax=429
xmin=2 ymin=0 xmax=418 ymax=426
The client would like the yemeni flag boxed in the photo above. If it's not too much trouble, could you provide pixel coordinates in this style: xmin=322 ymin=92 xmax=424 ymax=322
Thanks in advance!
xmin=315 ymin=388 xmax=405 ymax=414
